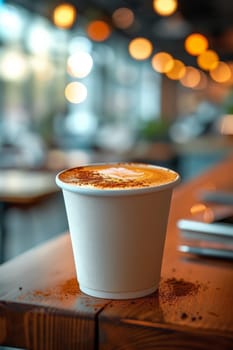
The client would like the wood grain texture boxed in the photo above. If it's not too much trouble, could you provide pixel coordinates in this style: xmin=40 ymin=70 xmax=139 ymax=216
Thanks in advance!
xmin=0 ymin=234 xmax=110 ymax=349
xmin=0 ymin=301 xmax=95 ymax=350
xmin=99 ymin=315 xmax=233 ymax=350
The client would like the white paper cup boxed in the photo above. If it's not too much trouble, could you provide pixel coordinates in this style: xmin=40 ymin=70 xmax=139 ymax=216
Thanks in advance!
xmin=56 ymin=163 xmax=180 ymax=299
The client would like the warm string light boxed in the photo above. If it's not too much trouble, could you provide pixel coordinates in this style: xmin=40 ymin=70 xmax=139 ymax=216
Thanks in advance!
xmin=192 ymin=70 xmax=208 ymax=90
xmin=86 ymin=20 xmax=111 ymax=42
xmin=219 ymin=114 xmax=233 ymax=135
xmin=53 ymin=3 xmax=77 ymax=29
xmin=209 ymin=61 xmax=232 ymax=83
xmin=128 ymin=37 xmax=153 ymax=60
xmin=180 ymin=66 xmax=201 ymax=88
xmin=153 ymin=0 xmax=178 ymax=16
xmin=65 ymin=82 xmax=87 ymax=104
xmin=112 ymin=7 xmax=134 ymax=29
xmin=151 ymin=52 xmax=174 ymax=73
xmin=127 ymin=26 xmax=227 ymax=88
xmin=52 ymin=1 xmax=232 ymax=105
xmin=225 ymin=62 xmax=233 ymax=85
xmin=150 ymin=49 xmax=209 ymax=89
xmin=184 ymin=32 xmax=232 ymax=84
xmin=197 ymin=50 xmax=219 ymax=71
xmin=53 ymin=2 xmax=233 ymax=90
xmin=184 ymin=33 xmax=208 ymax=56
xmin=165 ymin=59 xmax=186 ymax=80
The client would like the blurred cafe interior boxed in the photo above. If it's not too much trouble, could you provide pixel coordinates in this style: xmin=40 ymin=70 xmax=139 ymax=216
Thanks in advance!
xmin=0 ymin=0 xmax=233 ymax=262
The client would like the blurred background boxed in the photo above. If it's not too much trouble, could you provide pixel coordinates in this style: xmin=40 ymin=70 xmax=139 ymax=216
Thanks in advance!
xmin=0 ymin=0 xmax=233 ymax=262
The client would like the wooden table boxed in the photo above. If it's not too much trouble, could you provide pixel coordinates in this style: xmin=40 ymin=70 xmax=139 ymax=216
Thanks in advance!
xmin=0 ymin=157 xmax=233 ymax=349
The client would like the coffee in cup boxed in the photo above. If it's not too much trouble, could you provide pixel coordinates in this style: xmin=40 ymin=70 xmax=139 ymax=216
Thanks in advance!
xmin=56 ymin=162 xmax=180 ymax=299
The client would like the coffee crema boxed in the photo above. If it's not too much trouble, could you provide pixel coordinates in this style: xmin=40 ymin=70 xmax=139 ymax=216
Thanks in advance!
xmin=58 ymin=163 xmax=178 ymax=190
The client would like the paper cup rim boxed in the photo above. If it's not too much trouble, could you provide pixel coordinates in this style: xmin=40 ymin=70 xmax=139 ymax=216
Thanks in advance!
xmin=55 ymin=163 xmax=180 ymax=196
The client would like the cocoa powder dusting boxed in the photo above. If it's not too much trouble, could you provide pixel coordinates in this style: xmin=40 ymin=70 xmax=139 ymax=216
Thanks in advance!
xmin=159 ymin=278 xmax=204 ymax=322
xmin=59 ymin=163 xmax=177 ymax=190
xmin=31 ymin=278 xmax=79 ymax=301
xmin=60 ymin=167 xmax=147 ymax=189
xmin=30 ymin=277 xmax=200 ymax=303
xmin=59 ymin=278 xmax=79 ymax=295
xmin=159 ymin=278 xmax=200 ymax=304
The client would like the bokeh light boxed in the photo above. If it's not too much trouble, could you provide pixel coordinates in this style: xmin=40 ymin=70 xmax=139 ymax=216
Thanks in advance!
xmin=67 ymin=52 xmax=93 ymax=78
xmin=219 ymin=114 xmax=233 ymax=135
xmin=180 ymin=66 xmax=201 ymax=88
xmin=193 ymin=70 xmax=208 ymax=90
xmin=226 ymin=62 xmax=233 ymax=85
xmin=86 ymin=20 xmax=111 ymax=42
xmin=26 ymin=20 xmax=53 ymax=55
xmin=0 ymin=49 xmax=29 ymax=81
xmin=112 ymin=7 xmax=134 ymax=29
xmin=184 ymin=33 xmax=208 ymax=56
xmin=151 ymin=52 xmax=174 ymax=73
xmin=209 ymin=61 xmax=232 ymax=83
xmin=53 ymin=3 xmax=77 ymax=29
xmin=128 ymin=37 xmax=153 ymax=60
xmin=0 ymin=4 xmax=24 ymax=42
xmin=190 ymin=204 xmax=214 ymax=223
xmin=65 ymin=82 xmax=87 ymax=104
xmin=190 ymin=203 xmax=207 ymax=215
xmin=197 ymin=50 xmax=219 ymax=70
xmin=153 ymin=0 xmax=178 ymax=16
xmin=165 ymin=59 xmax=186 ymax=80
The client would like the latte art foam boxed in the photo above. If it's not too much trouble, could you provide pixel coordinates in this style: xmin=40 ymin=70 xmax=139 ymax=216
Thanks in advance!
xmin=58 ymin=163 xmax=178 ymax=190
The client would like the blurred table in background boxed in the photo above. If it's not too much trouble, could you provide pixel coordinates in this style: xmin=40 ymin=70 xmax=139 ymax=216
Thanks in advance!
xmin=0 ymin=170 xmax=58 ymax=263
xmin=43 ymin=135 xmax=233 ymax=183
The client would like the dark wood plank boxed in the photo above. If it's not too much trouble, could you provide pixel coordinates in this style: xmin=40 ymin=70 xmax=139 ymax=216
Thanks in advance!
xmin=98 ymin=156 xmax=233 ymax=349
xmin=0 ymin=234 xmax=110 ymax=349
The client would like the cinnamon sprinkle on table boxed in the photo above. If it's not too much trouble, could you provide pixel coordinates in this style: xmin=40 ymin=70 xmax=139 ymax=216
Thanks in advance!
xmin=29 ymin=278 xmax=79 ymax=301
xmin=159 ymin=278 xmax=200 ymax=304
